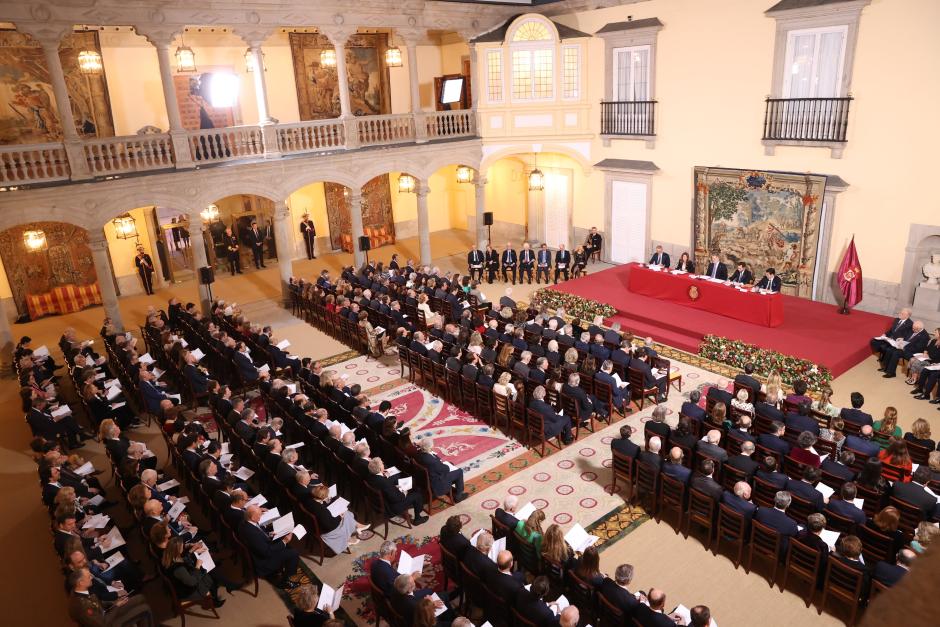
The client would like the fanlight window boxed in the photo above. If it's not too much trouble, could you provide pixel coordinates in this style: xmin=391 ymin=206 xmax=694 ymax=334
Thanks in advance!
xmin=512 ymin=20 xmax=552 ymax=42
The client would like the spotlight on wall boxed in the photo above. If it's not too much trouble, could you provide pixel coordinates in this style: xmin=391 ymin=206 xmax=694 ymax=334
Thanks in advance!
xmin=201 ymin=204 xmax=220 ymax=223
xmin=111 ymin=213 xmax=138 ymax=240
xmin=77 ymin=25 xmax=103 ymax=75
xmin=397 ymin=173 xmax=416 ymax=194
xmin=385 ymin=47 xmax=403 ymax=67
xmin=320 ymin=49 xmax=337 ymax=68
xmin=23 ymin=229 xmax=48 ymax=252
xmin=455 ymin=165 xmax=474 ymax=184
xmin=208 ymin=72 xmax=240 ymax=108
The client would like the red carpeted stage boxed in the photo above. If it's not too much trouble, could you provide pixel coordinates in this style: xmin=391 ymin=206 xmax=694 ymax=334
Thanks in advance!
xmin=550 ymin=264 xmax=891 ymax=378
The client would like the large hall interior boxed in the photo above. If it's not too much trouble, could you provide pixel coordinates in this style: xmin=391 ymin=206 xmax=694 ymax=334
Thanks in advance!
xmin=0 ymin=0 xmax=938 ymax=626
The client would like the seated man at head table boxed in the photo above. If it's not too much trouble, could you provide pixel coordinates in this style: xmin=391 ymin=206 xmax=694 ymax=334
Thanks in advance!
xmin=755 ymin=267 xmax=782 ymax=292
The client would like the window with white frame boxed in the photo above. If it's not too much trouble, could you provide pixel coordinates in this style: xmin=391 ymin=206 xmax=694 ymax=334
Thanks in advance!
xmin=782 ymin=26 xmax=847 ymax=98
xmin=612 ymin=45 xmax=650 ymax=101
xmin=508 ymin=17 xmax=556 ymax=102
xmin=562 ymin=45 xmax=580 ymax=99
xmin=486 ymin=49 xmax=504 ymax=103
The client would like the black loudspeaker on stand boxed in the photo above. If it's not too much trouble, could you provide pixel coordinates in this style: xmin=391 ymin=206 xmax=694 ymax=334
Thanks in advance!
xmin=483 ymin=211 xmax=494 ymax=246
xmin=358 ymin=235 xmax=371 ymax=265
xmin=199 ymin=266 xmax=215 ymax=302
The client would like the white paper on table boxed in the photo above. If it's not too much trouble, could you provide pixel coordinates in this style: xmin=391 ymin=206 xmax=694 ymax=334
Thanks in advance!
xmin=234 ymin=467 xmax=255 ymax=480
xmin=246 ymin=494 xmax=267 ymax=508
xmin=51 ymin=405 xmax=72 ymax=419
xmin=515 ymin=502 xmax=537 ymax=521
xmin=157 ymin=479 xmax=180 ymax=492
xmin=191 ymin=348 xmax=206 ymax=361
xmin=105 ymin=386 xmax=122 ymax=401
xmin=276 ymin=340 xmax=290 ymax=350
xmin=318 ymin=583 xmax=344 ymax=613
xmin=384 ymin=466 xmax=400 ymax=477
xmin=286 ymin=383 xmax=297 ymax=395
xmin=259 ymin=508 xmax=280 ymax=526
xmin=139 ymin=353 xmax=155 ymax=365
xmin=397 ymin=550 xmax=425 ymax=575
xmin=96 ymin=527 xmax=126 ymax=553
xmin=104 ymin=379 xmax=121 ymax=389
xmin=94 ymin=372 xmax=106 ymax=381
xmin=87 ymin=494 xmax=104 ymax=507
xmin=820 ymin=529 xmax=840 ymax=551
xmin=285 ymin=442 xmax=305 ymax=450
xmin=74 ymin=461 xmax=95 ymax=476
xmin=328 ymin=484 xmax=337 ymax=500
xmin=195 ymin=548 xmax=216 ymax=573
xmin=167 ymin=500 xmax=186 ymax=521
xmin=488 ymin=536 xmax=506 ymax=562
xmin=552 ymin=594 xmax=570 ymax=615
xmin=397 ymin=477 xmax=413 ymax=492
xmin=817 ymin=483 xmax=835 ymax=500
xmin=271 ymin=512 xmax=296 ymax=540
xmin=102 ymin=553 xmax=124 ymax=572
xmin=82 ymin=514 xmax=110 ymax=529
xmin=33 ymin=345 xmax=50 ymax=358
xmin=258 ymin=364 xmax=270 ymax=374
xmin=564 ymin=523 xmax=599 ymax=553
xmin=327 ymin=497 xmax=349 ymax=517
xmin=430 ymin=592 xmax=447 ymax=616
xmin=853 ymin=497 xmax=865 ymax=509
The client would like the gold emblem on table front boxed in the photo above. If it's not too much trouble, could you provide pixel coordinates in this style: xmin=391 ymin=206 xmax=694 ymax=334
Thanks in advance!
xmin=688 ymin=285 xmax=700 ymax=301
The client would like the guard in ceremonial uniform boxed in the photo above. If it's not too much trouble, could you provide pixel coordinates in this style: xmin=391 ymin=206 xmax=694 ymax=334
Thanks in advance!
xmin=300 ymin=213 xmax=316 ymax=259
xmin=225 ymin=227 xmax=242 ymax=275
xmin=584 ymin=227 xmax=602 ymax=262
xmin=536 ymin=243 xmax=552 ymax=284
xmin=467 ymin=246 xmax=484 ymax=281
xmin=519 ymin=242 xmax=535 ymax=284
xmin=134 ymin=245 xmax=155 ymax=295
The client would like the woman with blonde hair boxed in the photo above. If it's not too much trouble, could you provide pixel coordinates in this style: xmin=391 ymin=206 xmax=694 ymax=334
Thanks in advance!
xmin=515 ymin=508 xmax=546 ymax=553
xmin=493 ymin=371 xmax=518 ymax=401
xmin=873 ymin=407 xmax=902 ymax=446
xmin=540 ymin=523 xmax=574 ymax=570
xmin=912 ymin=521 xmax=939 ymax=554
xmin=761 ymin=371 xmax=785 ymax=404
xmin=811 ymin=386 xmax=841 ymax=418
xmin=731 ymin=388 xmax=755 ymax=417
xmin=904 ymin=417 xmax=935 ymax=450
xmin=496 ymin=344 xmax=516 ymax=369
xmin=306 ymin=483 xmax=370 ymax=553
xmin=292 ymin=583 xmax=333 ymax=626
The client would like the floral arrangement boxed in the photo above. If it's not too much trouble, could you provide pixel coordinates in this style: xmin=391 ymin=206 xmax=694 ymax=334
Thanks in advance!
xmin=699 ymin=334 xmax=833 ymax=391
xmin=528 ymin=288 xmax=617 ymax=321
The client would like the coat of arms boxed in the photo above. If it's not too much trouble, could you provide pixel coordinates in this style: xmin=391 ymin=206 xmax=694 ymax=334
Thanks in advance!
xmin=688 ymin=286 xmax=700 ymax=301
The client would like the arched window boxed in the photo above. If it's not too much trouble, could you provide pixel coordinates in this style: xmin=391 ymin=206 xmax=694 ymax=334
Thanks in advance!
xmin=507 ymin=17 xmax=557 ymax=101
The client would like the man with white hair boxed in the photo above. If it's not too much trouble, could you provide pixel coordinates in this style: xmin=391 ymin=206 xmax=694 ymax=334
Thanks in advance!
xmin=696 ymin=429 xmax=729 ymax=463
xmin=727 ymin=439 xmax=760 ymax=479
xmin=415 ymin=439 xmax=468 ymax=502
xmin=870 ymin=307 xmax=913 ymax=361
xmin=238 ymin=504 xmax=300 ymax=590
xmin=465 ymin=530 xmax=498 ymax=580
xmin=495 ymin=495 xmax=520 ymax=529
xmin=500 ymin=287 xmax=517 ymax=309
xmin=559 ymin=605 xmax=580 ymax=627
xmin=882 ymin=320 xmax=928 ymax=378
xmin=501 ymin=241 xmax=518 ymax=284
xmin=365 ymin=457 xmax=428 ymax=524
xmin=722 ymin=481 xmax=757 ymax=524
xmin=638 ymin=436 xmax=663 ymax=470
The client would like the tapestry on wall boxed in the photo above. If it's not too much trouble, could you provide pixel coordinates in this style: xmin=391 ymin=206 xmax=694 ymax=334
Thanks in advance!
xmin=324 ymin=177 xmax=395 ymax=253
xmin=173 ymin=73 xmax=237 ymax=130
xmin=0 ymin=222 xmax=97 ymax=316
xmin=692 ymin=167 xmax=827 ymax=299
xmin=0 ymin=30 xmax=114 ymax=144
xmin=288 ymin=32 xmax=392 ymax=120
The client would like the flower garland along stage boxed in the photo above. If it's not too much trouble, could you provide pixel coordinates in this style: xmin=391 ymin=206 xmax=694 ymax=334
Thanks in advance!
xmin=699 ymin=334 xmax=833 ymax=391
xmin=530 ymin=288 xmax=617 ymax=321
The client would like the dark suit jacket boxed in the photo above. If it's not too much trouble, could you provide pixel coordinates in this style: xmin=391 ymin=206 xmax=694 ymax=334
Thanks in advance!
xmin=705 ymin=262 xmax=728 ymax=280
xmin=821 ymin=458 xmax=856 ymax=482
xmin=785 ymin=412 xmax=820 ymax=437
xmin=786 ymin=479 xmax=825 ymax=511
xmin=415 ymin=451 xmax=459 ymax=497
xmin=486 ymin=569 xmax=525 ymax=603
xmin=611 ymin=437 xmax=639 ymax=459
xmin=840 ymin=408 xmax=873 ymax=427
xmin=562 ymin=383 xmax=594 ymax=417
xmin=843 ymin=435 xmax=880 ymax=458
xmin=734 ymin=373 xmax=761 ymax=393
xmin=757 ymin=433 xmax=791 ymax=456
xmin=370 ymin=558 xmax=399 ymax=595
xmin=729 ymin=269 xmax=753 ymax=284
xmin=529 ymin=399 xmax=567 ymax=440
xmin=754 ymin=507 xmax=798 ymax=552
xmin=756 ymin=275 xmax=781 ymax=291
xmin=727 ymin=454 xmax=760 ymax=478
xmin=598 ymin=578 xmax=641 ymax=617
xmin=873 ymin=562 xmax=908 ymax=587
xmin=465 ymin=546 xmax=498 ymax=581
xmin=721 ymin=492 xmax=757 ymax=522
xmin=648 ymin=251 xmax=670 ymax=267
xmin=892 ymin=481 xmax=939 ymax=517
xmin=645 ymin=421 xmax=670 ymax=442
xmin=238 ymin=520 xmax=295 ymax=578
xmin=690 ymin=474 xmax=723 ymax=500
xmin=637 ymin=450 xmax=662 ymax=472
xmin=635 ymin=605 xmax=676 ymax=627
xmin=680 ymin=401 xmax=706 ymax=422
xmin=826 ymin=498 xmax=866 ymax=525
xmin=756 ymin=469 xmax=789 ymax=490
xmin=662 ymin=462 xmax=692 ymax=484
xmin=514 ymin=588 xmax=558 ymax=627
xmin=234 ymin=352 xmax=258 ymax=383
xmin=494 ymin=508 xmax=518 ymax=531
xmin=756 ymin=402 xmax=785 ymax=422
xmin=883 ymin=317 xmax=914 ymax=340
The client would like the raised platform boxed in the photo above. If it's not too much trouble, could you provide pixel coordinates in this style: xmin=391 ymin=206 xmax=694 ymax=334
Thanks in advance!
xmin=550 ymin=264 xmax=892 ymax=378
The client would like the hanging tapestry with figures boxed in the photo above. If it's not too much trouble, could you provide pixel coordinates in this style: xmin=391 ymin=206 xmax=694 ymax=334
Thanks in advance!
xmin=0 ymin=222 xmax=98 ymax=317
xmin=0 ymin=30 xmax=114 ymax=144
xmin=692 ymin=167 xmax=828 ymax=299
xmin=325 ymin=177 xmax=395 ymax=253
xmin=288 ymin=32 xmax=392 ymax=120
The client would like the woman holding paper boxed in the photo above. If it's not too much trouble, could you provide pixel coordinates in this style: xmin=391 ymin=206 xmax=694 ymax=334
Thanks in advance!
xmin=515 ymin=508 xmax=546 ymax=554
xmin=292 ymin=584 xmax=333 ymax=627
xmin=540 ymin=523 xmax=574 ymax=572
xmin=359 ymin=311 xmax=390 ymax=358
xmin=307 ymin=484 xmax=370 ymax=553
xmin=162 ymin=536 xmax=237 ymax=607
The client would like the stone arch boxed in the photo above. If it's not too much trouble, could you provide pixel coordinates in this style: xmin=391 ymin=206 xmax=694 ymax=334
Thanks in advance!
xmin=480 ymin=143 xmax=592 ymax=176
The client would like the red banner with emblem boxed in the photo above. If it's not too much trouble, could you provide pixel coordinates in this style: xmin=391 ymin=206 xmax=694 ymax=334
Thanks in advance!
xmin=837 ymin=237 xmax=863 ymax=308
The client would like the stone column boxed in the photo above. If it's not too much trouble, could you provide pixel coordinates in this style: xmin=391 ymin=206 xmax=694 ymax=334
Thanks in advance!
xmin=467 ymin=42 xmax=480 ymax=113
xmin=189 ymin=226 xmax=212 ymax=316
xmin=403 ymin=38 xmax=428 ymax=143
xmin=416 ymin=180 xmax=432 ymax=267
xmin=87 ymin=230 xmax=124 ymax=332
xmin=322 ymin=26 xmax=360 ymax=149
xmin=349 ymin=191 xmax=365 ymax=268
xmin=0 ymin=296 xmax=13 ymax=375
xmin=235 ymin=27 xmax=280 ymax=159
xmin=474 ymin=175 xmax=488 ymax=249
xmin=33 ymin=31 xmax=91 ymax=180
xmin=273 ymin=202 xmax=294 ymax=304
xmin=139 ymin=28 xmax=194 ymax=169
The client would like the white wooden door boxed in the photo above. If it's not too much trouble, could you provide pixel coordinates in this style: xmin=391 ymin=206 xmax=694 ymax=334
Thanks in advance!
xmin=543 ymin=170 xmax=570 ymax=250
xmin=610 ymin=180 xmax=647 ymax=264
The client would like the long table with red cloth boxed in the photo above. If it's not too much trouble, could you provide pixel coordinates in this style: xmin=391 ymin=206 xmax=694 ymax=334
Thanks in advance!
xmin=627 ymin=263 xmax=784 ymax=327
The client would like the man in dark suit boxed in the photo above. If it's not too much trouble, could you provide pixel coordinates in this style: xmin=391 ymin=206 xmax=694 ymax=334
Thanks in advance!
xmin=530 ymin=386 xmax=573 ymax=444
xmin=757 ymin=421 xmax=791 ymax=457
xmin=722 ymin=481 xmax=757 ymax=523
xmin=631 ymin=356 xmax=667 ymax=402
xmin=734 ymin=364 xmax=761 ymax=396
xmin=785 ymin=402 xmax=820 ymax=437
xmin=233 ymin=344 xmax=259 ymax=383
xmin=755 ymin=457 xmax=789 ymax=490
xmin=844 ymin=425 xmax=881 ymax=458
xmin=756 ymin=398 xmax=785 ymax=423
xmin=415 ymin=439 xmax=468 ymax=502
xmin=786 ymin=466 xmax=825 ymax=512
xmin=793 ymin=513 xmax=831 ymax=585
xmin=662 ymin=447 xmax=692 ymax=484
xmin=494 ymin=495 xmax=521 ymax=531
xmin=680 ymin=390 xmax=707 ymax=422
xmin=648 ymin=245 xmax=670 ymax=267
xmin=873 ymin=549 xmax=915 ymax=587
xmin=882 ymin=321 xmax=929 ymax=378
xmin=821 ymin=450 xmax=857 ymax=483
xmin=595 ymin=360 xmax=627 ymax=412
xmin=584 ymin=227 xmax=603 ymax=261
xmin=238 ymin=505 xmax=299 ymax=589
xmin=690 ymin=459 xmax=723 ymax=500
xmin=755 ymin=491 xmax=799 ymax=556
xmin=704 ymin=253 xmax=728 ymax=280
xmin=465 ymin=532 xmax=499 ymax=581
xmin=635 ymin=589 xmax=676 ymax=627
xmin=825 ymin=482 xmax=867 ymax=525
xmin=247 ymin=220 xmax=267 ymax=269
xmin=554 ymin=244 xmax=572 ymax=283
xmin=611 ymin=425 xmax=639 ymax=459
xmin=501 ymin=242 xmax=518 ymax=284
xmin=536 ymin=243 xmax=552 ymax=284
xmin=590 ymin=335 xmax=611 ymax=362
xmin=637 ymin=436 xmax=663 ymax=471
xmin=839 ymin=392 xmax=873 ymax=428
xmin=563 ymin=373 xmax=607 ymax=420
xmin=893 ymin=467 xmax=940 ymax=518
xmin=486 ymin=550 xmax=525 ymax=603
xmin=697 ymin=429 xmax=729 ymax=464
xmin=365 ymin=458 xmax=428 ymax=525
xmin=519 ymin=242 xmax=535 ymax=284
xmin=870 ymin=308 xmax=913 ymax=362
xmin=729 ymin=262 xmax=753 ymax=285
xmin=755 ymin=268 xmax=781 ymax=292
xmin=598 ymin=564 xmax=641 ymax=618
xmin=467 ymin=247 xmax=485 ymax=282
xmin=727 ymin=440 xmax=760 ymax=478
xmin=645 ymin=405 xmax=671 ymax=442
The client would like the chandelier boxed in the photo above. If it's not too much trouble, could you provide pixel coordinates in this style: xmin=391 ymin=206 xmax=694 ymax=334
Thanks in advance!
xmin=397 ymin=174 xmax=416 ymax=194
xmin=23 ymin=229 xmax=48 ymax=252
xmin=385 ymin=47 xmax=403 ymax=67
xmin=175 ymin=33 xmax=196 ymax=73
xmin=201 ymin=204 xmax=219 ymax=222
xmin=455 ymin=165 xmax=474 ymax=184
xmin=111 ymin=213 xmax=138 ymax=240
xmin=320 ymin=49 xmax=337 ymax=68
xmin=77 ymin=25 xmax=103 ymax=75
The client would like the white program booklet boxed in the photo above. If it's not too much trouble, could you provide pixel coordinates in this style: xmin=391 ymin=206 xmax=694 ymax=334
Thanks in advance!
xmin=195 ymin=548 xmax=216 ymax=572
xmin=397 ymin=550 xmax=426 ymax=575
xmin=276 ymin=340 xmax=290 ymax=350
xmin=234 ymin=467 xmax=255 ymax=480
xmin=74 ymin=461 xmax=95 ymax=476
xmin=318 ymin=583 xmax=344 ymax=613
xmin=246 ymin=494 xmax=267 ymax=508
xmin=515 ymin=502 xmax=537 ymax=521
xmin=820 ymin=529 xmax=840 ymax=551
xmin=139 ymin=353 xmax=155 ymax=365
xmin=167 ymin=499 xmax=186 ymax=521
xmin=397 ymin=477 xmax=413 ymax=492
xmin=157 ymin=479 xmax=180 ymax=492
xmin=327 ymin=497 xmax=349 ymax=518
xmin=564 ymin=523 xmax=599 ymax=553
xmin=259 ymin=508 xmax=280 ymax=526
xmin=191 ymin=348 xmax=206 ymax=361
xmin=430 ymin=592 xmax=447 ymax=616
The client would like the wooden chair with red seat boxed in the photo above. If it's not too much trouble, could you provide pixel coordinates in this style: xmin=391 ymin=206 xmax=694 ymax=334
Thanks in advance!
xmin=819 ymin=558 xmax=868 ymax=626
xmin=782 ymin=536 xmax=823 ymax=608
